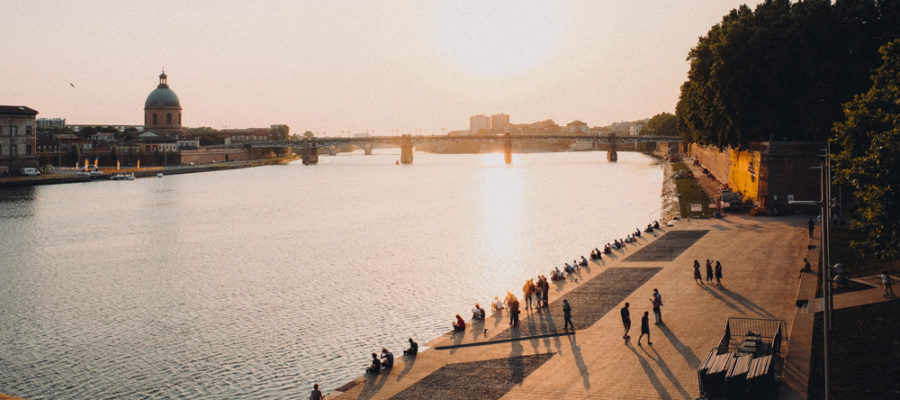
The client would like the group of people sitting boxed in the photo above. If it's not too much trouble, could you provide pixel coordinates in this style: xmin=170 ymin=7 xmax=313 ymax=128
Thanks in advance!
xmin=597 ymin=221 xmax=662 ymax=254
xmin=365 ymin=339 xmax=418 ymax=375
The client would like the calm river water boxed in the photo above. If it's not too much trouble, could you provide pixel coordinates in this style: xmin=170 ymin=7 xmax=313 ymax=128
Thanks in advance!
xmin=0 ymin=151 xmax=663 ymax=399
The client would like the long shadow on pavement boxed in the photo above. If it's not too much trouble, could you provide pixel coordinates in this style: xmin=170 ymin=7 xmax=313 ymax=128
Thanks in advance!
xmin=656 ymin=324 xmax=701 ymax=368
xmin=567 ymin=334 xmax=590 ymax=389
xmin=396 ymin=354 xmax=417 ymax=381
xmin=627 ymin=341 xmax=673 ymax=400
xmin=701 ymin=284 xmax=745 ymax=315
xmin=645 ymin=343 xmax=692 ymax=400
xmin=359 ymin=369 xmax=391 ymax=400
xmin=718 ymin=287 xmax=777 ymax=319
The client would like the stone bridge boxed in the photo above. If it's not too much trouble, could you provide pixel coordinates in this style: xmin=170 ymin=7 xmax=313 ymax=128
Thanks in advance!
xmin=261 ymin=134 xmax=682 ymax=165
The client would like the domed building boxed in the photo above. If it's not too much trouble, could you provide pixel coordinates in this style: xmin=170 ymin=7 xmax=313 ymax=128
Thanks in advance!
xmin=144 ymin=70 xmax=182 ymax=134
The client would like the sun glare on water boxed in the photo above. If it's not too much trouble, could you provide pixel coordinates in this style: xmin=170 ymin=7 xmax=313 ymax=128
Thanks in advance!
xmin=426 ymin=0 xmax=567 ymax=78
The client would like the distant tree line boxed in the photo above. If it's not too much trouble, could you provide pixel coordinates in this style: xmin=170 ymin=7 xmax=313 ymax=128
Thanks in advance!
xmin=676 ymin=0 xmax=899 ymax=149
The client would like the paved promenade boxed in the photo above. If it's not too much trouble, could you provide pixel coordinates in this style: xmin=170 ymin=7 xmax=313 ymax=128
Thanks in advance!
xmin=331 ymin=215 xmax=810 ymax=399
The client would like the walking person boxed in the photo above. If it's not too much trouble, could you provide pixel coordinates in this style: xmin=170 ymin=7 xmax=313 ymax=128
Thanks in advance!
xmin=705 ymin=259 xmax=714 ymax=284
xmin=562 ymin=299 xmax=574 ymax=331
xmin=621 ymin=302 xmax=631 ymax=339
xmin=650 ymin=289 xmax=663 ymax=324
xmin=882 ymin=271 xmax=895 ymax=297
xmin=693 ymin=259 xmax=703 ymax=284
xmin=637 ymin=311 xmax=652 ymax=346
xmin=715 ymin=261 xmax=723 ymax=286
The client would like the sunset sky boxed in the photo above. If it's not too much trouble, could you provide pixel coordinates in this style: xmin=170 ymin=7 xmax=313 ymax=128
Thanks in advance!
xmin=3 ymin=0 xmax=751 ymax=135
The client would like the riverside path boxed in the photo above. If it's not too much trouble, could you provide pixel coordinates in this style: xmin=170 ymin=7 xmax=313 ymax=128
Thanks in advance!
xmin=329 ymin=215 xmax=811 ymax=399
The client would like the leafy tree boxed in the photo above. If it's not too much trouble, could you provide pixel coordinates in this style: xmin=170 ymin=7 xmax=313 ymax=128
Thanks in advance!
xmin=303 ymin=131 xmax=315 ymax=138
xmin=831 ymin=39 xmax=900 ymax=258
xmin=270 ymin=125 xmax=290 ymax=141
xmin=119 ymin=127 xmax=140 ymax=142
xmin=77 ymin=126 xmax=97 ymax=140
xmin=677 ymin=0 xmax=900 ymax=149
xmin=645 ymin=112 xmax=678 ymax=136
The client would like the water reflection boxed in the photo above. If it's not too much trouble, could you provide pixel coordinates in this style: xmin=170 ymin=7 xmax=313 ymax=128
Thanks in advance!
xmin=0 ymin=152 xmax=663 ymax=399
xmin=476 ymin=158 xmax=525 ymax=285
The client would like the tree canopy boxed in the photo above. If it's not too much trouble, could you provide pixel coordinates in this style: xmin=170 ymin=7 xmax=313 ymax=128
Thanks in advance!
xmin=831 ymin=39 xmax=900 ymax=258
xmin=677 ymin=0 xmax=899 ymax=149
xmin=645 ymin=112 xmax=678 ymax=136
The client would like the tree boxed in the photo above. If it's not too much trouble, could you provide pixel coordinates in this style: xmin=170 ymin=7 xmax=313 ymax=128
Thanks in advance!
xmin=831 ymin=39 xmax=900 ymax=258
xmin=270 ymin=125 xmax=290 ymax=141
xmin=120 ymin=127 xmax=140 ymax=142
xmin=77 ymin=126 xmax=98 ymax=140
xmin=303 ymin=131 xmax=315 ymax=138
xmin=676 ymin=0 xmax=900 ymax=149
xmin=645 ymin=112 xmax=678 ymax=136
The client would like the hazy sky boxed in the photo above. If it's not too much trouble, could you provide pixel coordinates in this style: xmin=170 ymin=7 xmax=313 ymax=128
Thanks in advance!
xmin=2 ymin=0 xmax=751 ymax=135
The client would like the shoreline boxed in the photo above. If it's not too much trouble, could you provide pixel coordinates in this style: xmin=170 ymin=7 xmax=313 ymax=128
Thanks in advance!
xmin=0 ymin=157 xmax=296 ymax=188
xmin=327 ymin=155 xmax=674 ymax=398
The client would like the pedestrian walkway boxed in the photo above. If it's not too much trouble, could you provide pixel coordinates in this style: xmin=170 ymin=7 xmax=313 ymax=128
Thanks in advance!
xmin=331 ymin=215 xmax=810 ymax=399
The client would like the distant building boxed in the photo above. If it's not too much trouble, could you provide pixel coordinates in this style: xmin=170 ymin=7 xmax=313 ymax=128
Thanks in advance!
xmin=608 ymin=121 xmax=632 ymax=135
xmin=92 ymin=132 xmax=116 ymax=143
xmin=144 ymin=70 xmax=183 ymax=135
xmin=36 ymin=117 xmax=66 ymax=128
xmin=177 ymin=136 xmax=200 ymax=150
xmin=567 ymin=120 xmax=589 ymax=135
xmin=630 ymin=120 xmax=648 ymax=136
xmin=68 ymin=124 xmax=143 ymax=132
xmin=220 ymin=128 xmax=271 ymax=145
xmin=491 ymin=113 xmax=510 ymax=132
xmin=447 ymin=129 xmax=470 ymax=136
xmin=0 ymin=105 xmax=39 ymax=173
xmin=136 ymin=130 xmax=177 ymax=152
xmin=469 ymin=114 xmax=490 ymax=134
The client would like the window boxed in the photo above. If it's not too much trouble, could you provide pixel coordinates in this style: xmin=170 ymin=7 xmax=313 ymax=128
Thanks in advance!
xmin=178 ymin=113 xmax=181 ymax=125
xmin=166 ymin=113 xmax=172 ymax=125
xmin=10 ymin=126 xmax=17 ymax=136
xmin=26 ymin=144 xmax=32 ymax=155
xmin=152 ymin=113 xmax=158 ymax=125
xmin=26 ymin=125 xmax=32 ymax=136
xmin=10 ymin=144 xmax=16 ymax=156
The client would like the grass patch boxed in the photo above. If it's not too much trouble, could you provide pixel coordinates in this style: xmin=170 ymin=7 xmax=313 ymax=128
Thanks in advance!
xmin=672 ymin=162 xmax=713 ymax=218
xmin=808 ymin=300 xmax=900 ymax=400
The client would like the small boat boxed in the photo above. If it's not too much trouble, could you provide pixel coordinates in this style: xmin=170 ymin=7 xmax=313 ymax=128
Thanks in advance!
xmin=156 ymin=173 xmax=164 ymax=178
xmin=110 ymin=172 xmax=135 ymax=181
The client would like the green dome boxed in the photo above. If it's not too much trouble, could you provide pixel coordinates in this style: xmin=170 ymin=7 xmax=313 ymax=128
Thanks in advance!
xmin=145 ymin=86 xmax=180 ymax=108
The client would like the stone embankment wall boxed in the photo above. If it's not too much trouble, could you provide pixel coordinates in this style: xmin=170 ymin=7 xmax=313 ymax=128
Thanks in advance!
xmin=689 ymin=142 xmax=821 ymax=214
xmin=181 ymin=147 xmax=288 ymax=165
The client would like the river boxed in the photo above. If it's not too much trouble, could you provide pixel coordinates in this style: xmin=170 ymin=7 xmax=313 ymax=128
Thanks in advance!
xmin=0 ymin=150 xmax=663 ymax=399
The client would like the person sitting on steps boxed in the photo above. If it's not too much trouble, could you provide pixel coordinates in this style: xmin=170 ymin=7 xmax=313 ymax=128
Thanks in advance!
xmin=403 ymin=338 xmax=418 ymax=356
xmin=453 ymin=314 xmax=466 ymax=331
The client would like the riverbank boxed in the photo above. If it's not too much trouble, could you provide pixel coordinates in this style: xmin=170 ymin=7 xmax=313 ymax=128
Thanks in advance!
xmin=329 ymin=215 xmax=810 ymax=399
xmin=0 ymin=157 xmax=296 ymax=188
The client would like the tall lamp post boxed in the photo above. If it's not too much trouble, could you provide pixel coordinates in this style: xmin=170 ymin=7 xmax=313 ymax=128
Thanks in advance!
xmin=789 ymin=142 xmax=833 ymax=400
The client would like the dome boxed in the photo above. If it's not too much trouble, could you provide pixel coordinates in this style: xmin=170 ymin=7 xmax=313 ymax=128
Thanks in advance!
xmin=144 ymin=70 xmax=181 ymax=108
xmin=144 ymin=87 xmax=181 ymax=108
